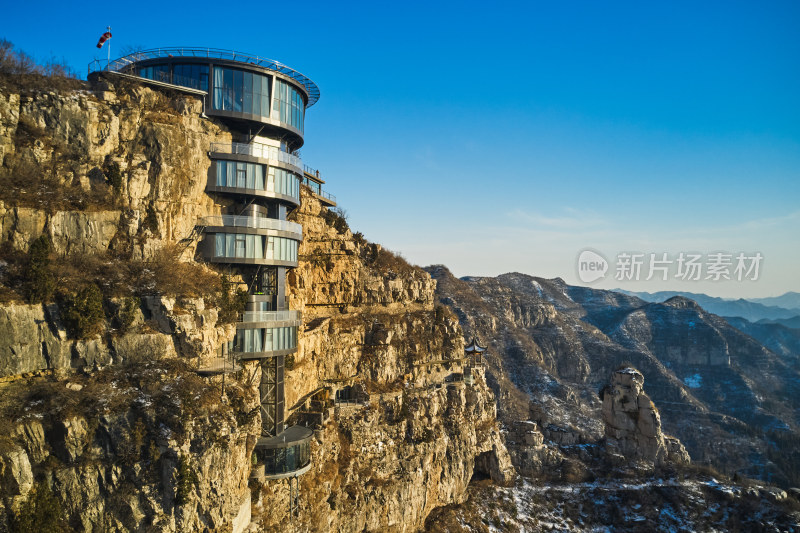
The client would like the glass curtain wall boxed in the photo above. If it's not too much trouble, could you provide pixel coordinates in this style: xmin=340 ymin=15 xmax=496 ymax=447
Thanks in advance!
xmin=274 ymin=79 xmax=304 ymax=132
xmin=233 ymin=326 xmax=297 ymax=354
xmin=213 ymin=67 xmax=271 ymax=117
xmin=173 ymin=64 xmax=209 ymax=91
xmin=138 ymin=64 xmax=170 ymax=83
xmin=137 ymin=64 xmax=209 ymax=91
xmin=213 ymin=234 xmax=298 ymax=262
xmin=216 ymin=161 xmax=300 ymax=199
xmin=263 ymin=441 xmax=311 ymax=475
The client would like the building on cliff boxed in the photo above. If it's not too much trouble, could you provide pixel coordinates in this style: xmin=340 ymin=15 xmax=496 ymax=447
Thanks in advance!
xmin=90 ymin=49 xmax=334 ymax=484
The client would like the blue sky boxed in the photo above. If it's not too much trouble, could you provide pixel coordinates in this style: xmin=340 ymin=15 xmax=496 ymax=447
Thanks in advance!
xmin=4 ymin=0 xmax=799 ymax=297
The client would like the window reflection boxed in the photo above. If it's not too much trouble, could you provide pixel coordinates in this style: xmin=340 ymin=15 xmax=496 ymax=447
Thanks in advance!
xmin=233 ymin=326 xmax=298 ymax=354
xmin=262 ymin=441 xmax=311 ymax=475
xmin=216 ymin=161 xmax=300 ymax=199
xmin=274 ymin=79 xmax=305 ymax=132
xmin=213 ymin=233 xmax=298 ymax=262
xmin=213 ymin=67 xmax=271 ymax=117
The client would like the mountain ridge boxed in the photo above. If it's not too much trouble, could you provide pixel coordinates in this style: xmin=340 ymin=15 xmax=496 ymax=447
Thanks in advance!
xmin=614 ymin=288 xmax=800 ymax=322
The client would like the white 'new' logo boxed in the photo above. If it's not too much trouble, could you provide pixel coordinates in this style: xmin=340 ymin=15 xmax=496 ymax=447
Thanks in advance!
xmin=577 ymin=250 xmax=608 ymax=283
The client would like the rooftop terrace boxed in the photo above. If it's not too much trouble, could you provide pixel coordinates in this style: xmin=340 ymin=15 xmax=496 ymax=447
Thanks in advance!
xmin=88 ymin=47 xmax=320 ymax=106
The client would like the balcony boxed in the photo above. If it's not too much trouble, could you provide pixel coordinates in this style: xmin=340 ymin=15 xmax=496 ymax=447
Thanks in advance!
xmin=210 ymin=142 xmax=302 ymax=171
xmin=301 ymin=168 xmax=337 ymax=207
xmin=256 ymin=425 xmax=313 ymax=479
xmin=240 ymin=310 xmax=302 ymax=325
xmin=199 ymin=215 xmax=302 ymax=238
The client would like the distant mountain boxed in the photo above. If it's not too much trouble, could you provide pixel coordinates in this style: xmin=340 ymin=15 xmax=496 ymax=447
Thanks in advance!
xmin=430 ymin=268 xmax=800 ymax=488
xmin=758 ymin=316 xmax=800 ymax=329
xmin=614 ymin=289 xmax=800 ymax=322
xmin=749 ymin=291 xmax=800 ymax=312
xmin=723 ymin=316 xmax=800 ymax=366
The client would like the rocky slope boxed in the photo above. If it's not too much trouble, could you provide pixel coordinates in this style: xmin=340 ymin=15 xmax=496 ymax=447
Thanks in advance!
xmin=427 ymin=267 xmax=800 ymax=489
xmin=0 ymin=75 xmax=512 ymax=532
xmin=724 ymin=315 xmax=800 ymax=368
xmin=426 ymin=477 xmax=800 ymax=532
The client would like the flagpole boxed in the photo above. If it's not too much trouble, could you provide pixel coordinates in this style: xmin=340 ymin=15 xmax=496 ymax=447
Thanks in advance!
xmin=107 ymin=26 xmax=111 ymax=67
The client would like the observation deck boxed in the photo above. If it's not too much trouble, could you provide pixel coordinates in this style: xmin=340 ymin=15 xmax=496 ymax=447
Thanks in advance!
xmin=89 ymin=48 xmax=319 ymax=105
xmin=256 ymin=425 xmax=313 ymax=479
xmin=302 ymin=165 xmax=337 ymax=207
xmin=89 ymin=47 xmax=319 ymax=150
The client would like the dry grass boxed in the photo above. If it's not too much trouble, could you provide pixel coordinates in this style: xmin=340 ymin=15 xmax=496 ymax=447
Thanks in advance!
xmin=360 ymin=244 xmax=426 ymax=280
xmin=0 ymin=358 xmax=243 ymax=441
xmin=0 ymin=244 xmax=222 ymax=303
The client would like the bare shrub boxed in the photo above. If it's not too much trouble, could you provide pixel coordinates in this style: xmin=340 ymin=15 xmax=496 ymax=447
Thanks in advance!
xmin=0 ymin=39 xmax=83 ymax=93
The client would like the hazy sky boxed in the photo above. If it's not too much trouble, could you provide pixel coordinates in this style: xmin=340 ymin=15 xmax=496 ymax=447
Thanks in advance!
xmin=4 ymin=0 xmax=799 ymax=298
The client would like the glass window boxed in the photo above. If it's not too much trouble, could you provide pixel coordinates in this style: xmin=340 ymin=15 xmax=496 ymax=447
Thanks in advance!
xmin=216 ymin=160 xmax=227 ymax=186
xmin=212 ymin=67 xmax=271 ymax=117
xmin=243 ymin=71 xmax=253 ymax=114
xmin=235 ymin=234 xmax=246 ymax=258
xmin=172 ymin=64 xmax=208 ymax=91
xmin=234 ymin=327 xmax=297 ymax=354
xmin=274 ymin=79 xmax=305 ymax=132
xmin=264 ymin=328 xmax=273 ymax=351
xmin=255 ymin=164 xmax=265 ymax=190
xmin=233 ymin=70 xmax=243 ymax=112
xmin=213 ymin=233 xmax=297 ymax=263
xmin=214 ymin=68 xmax=224 ymax=109
xmin=138 ymin=64 xmax=170 ymax=83
xmin=217 ymin=161 xmax=270 ymax=191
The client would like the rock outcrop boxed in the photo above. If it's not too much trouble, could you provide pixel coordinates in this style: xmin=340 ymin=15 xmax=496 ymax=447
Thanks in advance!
xmin=601 ymin=367 xmax=690 ymax=467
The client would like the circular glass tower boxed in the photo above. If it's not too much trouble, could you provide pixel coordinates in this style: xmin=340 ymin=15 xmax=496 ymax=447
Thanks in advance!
xmin=99 ymin=48 xmax=320 ymax=478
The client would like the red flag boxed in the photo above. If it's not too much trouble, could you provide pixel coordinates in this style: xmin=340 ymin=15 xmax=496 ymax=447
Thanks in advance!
xmin=96 ymin=31 xmax=112 ymax=49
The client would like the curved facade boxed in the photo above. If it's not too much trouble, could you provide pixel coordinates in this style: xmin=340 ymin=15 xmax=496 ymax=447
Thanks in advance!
xmin=257 ymin=426 xmax=313 ymax=479
xmin=114 ymin=49 xmax=318 ymax=150
xmin=98 ymin=49 xmax=324 ymax=480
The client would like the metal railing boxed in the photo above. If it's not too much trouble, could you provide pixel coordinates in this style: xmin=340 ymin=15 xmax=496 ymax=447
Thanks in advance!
xmin=210 ymin=142 xmax=302 ymax=169
xmin=317 ymin=190 xmax=337 ymax=203
xmin=300 ymin=175 xmax=336 ymax=204
xmin=87 ymin=47 xmax=320 ymax=106
xmin=240 ymin=310 xmax=302 ymax=324
xmin=199 ymin=215 xmax=302 ymax=236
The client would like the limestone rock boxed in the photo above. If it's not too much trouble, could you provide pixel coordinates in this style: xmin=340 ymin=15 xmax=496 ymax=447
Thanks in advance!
xmin=601 ymin=367 xmax=690 ymax=467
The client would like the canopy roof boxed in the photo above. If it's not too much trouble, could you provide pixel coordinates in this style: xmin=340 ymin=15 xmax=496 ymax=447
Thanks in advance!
xmin=464 ymin=337 xmax=487 ymax=353
xmin=256 ymin=425 xmax=313 ymax=449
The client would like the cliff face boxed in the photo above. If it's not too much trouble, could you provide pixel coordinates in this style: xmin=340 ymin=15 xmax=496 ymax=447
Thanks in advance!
xmin=253 ymin=186 xmax=513 ymax=532
xmin=0 ymin=77 xmax=512 ymax=532
xmin=0 ymin=78 xmax=234 ymax=378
